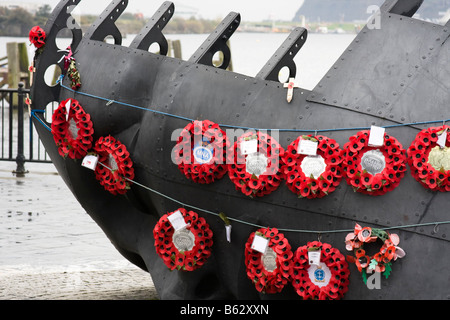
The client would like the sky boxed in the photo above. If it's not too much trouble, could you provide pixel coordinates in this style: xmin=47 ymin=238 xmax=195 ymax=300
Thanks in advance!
xmin=6 ymin=0 xmax=306 ymax=21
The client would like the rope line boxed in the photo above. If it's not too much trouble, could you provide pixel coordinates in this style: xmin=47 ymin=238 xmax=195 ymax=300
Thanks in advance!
xmin=28 ymin=87 xmax=450 ymax=235
xmin=60 ymin=83 xmax=450 ymax=133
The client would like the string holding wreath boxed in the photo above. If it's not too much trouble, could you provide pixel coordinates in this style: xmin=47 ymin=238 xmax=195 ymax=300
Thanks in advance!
xmin=173 ymin=120 xmax=229 ymax=184
xmin=345 ymin=223 xmax=405 ymax=284
xmin=342 ymin=130 xmax=407 ymax=196
xmin=292 ymin=241 xmax=350 ymax=300
xmin=407 ymin=125 xmax=450 ymax=192
xmin=244 ymin=227 xmax=293 ymax=294
xmin=228 ymin=131 xmax=284 ymax=198
xmin=51 ymin=98 xmax=94 ymax=160
xmin=153 ymin=208 xmax=213 ymax=271
xmin=281 ymin=135 xmax=343 ymax=199
xmin=93 ymin=135 xmax=134 ymax=195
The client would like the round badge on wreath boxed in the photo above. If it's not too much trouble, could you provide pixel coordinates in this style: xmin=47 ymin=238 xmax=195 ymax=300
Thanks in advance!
xmin=407 ymin=125 xmax=450 ymax=192
xmin=173 ymin=120 xmax=229 ymax=184
xmin=292 ymin=241 xmax=350 ymax=300
xmin=342 ymin=129 xmax=407 ymax=196
xmin=345 ymin=223 xmax=405 ymax=283
xmin=93 ymin=135 xmax=134 ymax=195
xmin=153 ymin=208 xmax=213 ymax=271
xmin=281 ymin=135 xmax=343 ymax=199
xmin=228 ymin=131 xmax=284 ymax=197
xmin=245 ymin=227 xmax=293 ymax=294
xmin=51 ymin=98 xmax=94 ymax=160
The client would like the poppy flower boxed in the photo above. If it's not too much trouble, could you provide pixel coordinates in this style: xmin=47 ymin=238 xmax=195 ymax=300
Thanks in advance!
xmin=51 ymin=99 xmax=94 ymax=160
xmin=281 ymin=135 xmax=342 ymax=199
xmin=29 ymin=26 xmax=46 ymax=48
xmin=229 ymin=131 xmax=284 ymax=198
xmin=292 ymin=241 xmax=349 ymax=300
xmin=245 ymin=227 xmax=293 ymax=294
xmin=343 ymin=130 xmax=406 ymax=195
xmin=153 ymin=208 xmax=213 ymax=272
xmin=174 ymin=120 xmax=229 ymax=184
xmin=93 ymin=135 xmax=134 ymax=195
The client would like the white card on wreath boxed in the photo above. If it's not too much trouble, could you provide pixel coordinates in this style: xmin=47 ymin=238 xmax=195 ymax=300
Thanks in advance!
xmin=437 ymin=129 xmax=447 ymax=148
xmin=251 ymin=234 xmax=269 ymax=253
xmin=241 ymin=138 xmax=258 ymax=155
xmin=65 ymin=99 xmax=72 ymax=121
xmin=298 ymin=139 xmax=318 ymax=156
xmin=81 ymin=154 xmax=98 ymax=170
xmin=308 ymin=250 xmax=321 ymax=266
xmin=368 ymin=125 xmax=385 ymax=147
xmin=168 ymin=210 xmax=188 ymax=231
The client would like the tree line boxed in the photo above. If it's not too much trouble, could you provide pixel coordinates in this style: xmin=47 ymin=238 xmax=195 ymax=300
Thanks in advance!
xmin=0 ymin=5 xmax=222 ymax=37
xmin=0 ymin=5 xmax=51 ymax=37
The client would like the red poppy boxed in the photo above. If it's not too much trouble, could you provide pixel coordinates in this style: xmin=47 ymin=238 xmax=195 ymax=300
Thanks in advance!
xmin=292 ymin=241 xmax=349 ymax=300
xmin=281 ymin=135 xmax=342 ymax=199
xmin=153 ymin=208 xmax=213 ymax=272
xmin=29 ymin=26 xmax=46 ymax=48
xmin=407 ymin=125 xmax=450 ymax=192
xmin=93 ymin=135 xmax=134 ymax=195
xmin=174 ymin=120 xmax=229 ymax=184
xmin=342 ymin=130 xmax=406 ymax=196
xmin=244 ymin=227 xmax=293 ymax=294
xmin=228 ymin=131 xmax=284 ymax=198
xmin=51 ymin=98 xmax=94 ymax=160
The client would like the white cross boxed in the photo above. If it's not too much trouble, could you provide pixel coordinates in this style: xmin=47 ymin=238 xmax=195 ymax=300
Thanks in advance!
xmin=283 ymin=77 xmax=300 ymax=103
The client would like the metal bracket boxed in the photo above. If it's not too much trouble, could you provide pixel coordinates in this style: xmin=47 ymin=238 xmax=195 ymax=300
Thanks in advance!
xmin=84 ymin=0 xmax=128 ymax=45
xmin=255 ymin=27 xmax=307 ymax=82
xmin=383 ymin=0 xmax=424 ymax=17
xmin=188 ymin=12 xmax=240 ymax=70
xmin=129 ymin=1 xmax=174 ymax=55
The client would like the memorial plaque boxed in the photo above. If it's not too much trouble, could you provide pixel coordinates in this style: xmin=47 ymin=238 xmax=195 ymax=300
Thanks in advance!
xmin=246 ymin=152 xmax=268 ymax=177
xmin=301 ymin=155 xmax=326 ymax=179
xmin=361 ymin=149 xmax=386 ymax=175
xmin=172 ymin=228 xmax=195 ymax=252
xmin=262 ymin=247 xmax=277 ymax=273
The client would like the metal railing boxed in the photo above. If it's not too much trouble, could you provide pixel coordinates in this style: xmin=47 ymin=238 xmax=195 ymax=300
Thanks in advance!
xmin=0 ymin=82 xmax=52 ymax=176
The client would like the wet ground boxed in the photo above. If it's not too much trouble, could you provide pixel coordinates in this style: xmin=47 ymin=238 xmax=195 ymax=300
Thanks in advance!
xmin=0 ymin=161 xmax=159 ymax=300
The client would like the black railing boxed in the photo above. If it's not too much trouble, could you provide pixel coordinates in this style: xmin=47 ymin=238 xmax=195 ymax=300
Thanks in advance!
xmin=0 ymin=82 xmax=53 ymax=176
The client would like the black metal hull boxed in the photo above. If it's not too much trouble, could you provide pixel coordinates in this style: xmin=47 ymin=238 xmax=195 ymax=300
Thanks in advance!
xmin=30 ymin=0 xmax=449 ymax=299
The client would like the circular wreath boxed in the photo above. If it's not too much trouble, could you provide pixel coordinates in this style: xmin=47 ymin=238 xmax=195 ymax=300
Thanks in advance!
xmin=245 ymin=227 xmax=293 ymax=294
xmin=29 ymin=25 xmax=46 ymax=49
xmin=281 ymin=135 xmax=343 ymax=199
xmin=153 ymin=208 xmax=213 ymax=271
xmin=407 ymin=125 xmax=450 ymax=191
xmin=173 ymin=120 xmax=229 ymax=184
xmin=345 ymin=223 xmax=405 ymax=283
xmin=228 ymin=131 xmax=284 ymax=197
xmin=51 ymin=98 xmax=94 ymax=160
xmin=93 ymin=135 xmax=134 ymax=195
xmin=292 ymin=241 xmax=350 ymax=300
xmin=342 ymin=130 xmax=407 ymax=196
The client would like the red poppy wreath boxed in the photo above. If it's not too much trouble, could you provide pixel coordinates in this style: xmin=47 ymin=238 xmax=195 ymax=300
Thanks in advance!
xmin=342 ymin=130 xmax=407 ymax=195
xmin=292 ymin=241 xmax=350 ymax=300
xmin=153 ymin=208 xmax=213 ymax=271
xmin=93 ymin=135 xmax=134 ymax=195
xmin=51 ymin=98 xmax=94 ymax=160
xmin=245 ymin=227 xmax=293 ymax=294
xmin=29 ymin=25 xmax=46 ymax=49
xmin=281 ymin=135 xmax=343 ymax=199
xmin=407 ymin=125 xmax=450 ymax=191
xmin=228 ymin=131 xmax=284 ymax=197
xmin=173 ymin=120 xmax=229 ymax=184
